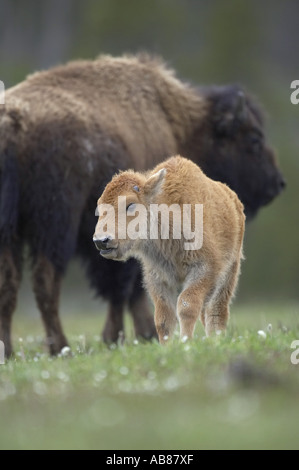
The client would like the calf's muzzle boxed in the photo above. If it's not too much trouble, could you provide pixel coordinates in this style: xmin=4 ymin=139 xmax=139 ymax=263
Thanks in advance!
xmin=93 ymin=236 xmax=113 ymax=251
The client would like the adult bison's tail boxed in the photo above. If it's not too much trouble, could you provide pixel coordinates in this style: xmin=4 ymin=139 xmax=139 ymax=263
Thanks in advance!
xmin=0 ymin=149 xmax=19 ymax=244
xmin=0 ymin=102 xmax=25 ymax=245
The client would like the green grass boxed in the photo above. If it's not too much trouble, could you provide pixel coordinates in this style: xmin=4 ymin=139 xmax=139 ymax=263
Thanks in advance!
xmin=0 ymin=303 xmax=299 ymax=450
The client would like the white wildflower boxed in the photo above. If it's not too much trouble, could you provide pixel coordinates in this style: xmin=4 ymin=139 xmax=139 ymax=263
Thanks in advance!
xmin=120 ymin=366 xmax=129 ymax=376
xmin=60 ymin=346 xmax=71 ymax=357
xmin=33 ymin=381 xmax=47 ymax=396
xmin=41 ymin=370 xmax=50 ymax=380
xmin=57 ymin=371 xmax=69 ymax=382
xmin=258 ymin=330 xmax=267 ymax=339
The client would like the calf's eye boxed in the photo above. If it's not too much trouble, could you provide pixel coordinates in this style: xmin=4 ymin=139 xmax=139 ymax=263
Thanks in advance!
xmin=127 ymin=203 xmax=136 ymax=213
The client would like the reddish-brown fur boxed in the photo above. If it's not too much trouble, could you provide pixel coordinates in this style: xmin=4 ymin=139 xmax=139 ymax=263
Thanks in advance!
xmin=95 ymin=156 xmax=245 ymax=341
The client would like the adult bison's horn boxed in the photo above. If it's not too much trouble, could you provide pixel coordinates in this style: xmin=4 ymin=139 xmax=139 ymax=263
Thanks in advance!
xmin=234 ymin=91 xmax=247 ymax=122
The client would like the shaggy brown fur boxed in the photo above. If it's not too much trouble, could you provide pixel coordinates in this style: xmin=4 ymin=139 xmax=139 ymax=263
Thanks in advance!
xmin=95 ymin=156 xmax=245 ymax=341
xmin=0 ymin=53 xmax=284 ymax=355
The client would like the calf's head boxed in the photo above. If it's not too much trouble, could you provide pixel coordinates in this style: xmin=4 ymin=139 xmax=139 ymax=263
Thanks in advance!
xmin=93 ymin=169 xmax=165 ymax=260
xmin=197 ymin=85 xmax=286 ymax=219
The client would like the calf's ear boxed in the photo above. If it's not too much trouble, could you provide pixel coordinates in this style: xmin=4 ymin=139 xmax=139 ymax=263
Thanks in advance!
xmin=144 ymin=168 xmax=166 ymax=197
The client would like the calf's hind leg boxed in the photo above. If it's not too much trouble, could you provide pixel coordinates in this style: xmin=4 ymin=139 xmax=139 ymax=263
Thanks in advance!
xmin=204 ymin=260 xmax=241 ymax=336
xmin=0 ymin=246 xmax=22 ymax=358
xmin=32 ymin=254 xmax=68 ymax=355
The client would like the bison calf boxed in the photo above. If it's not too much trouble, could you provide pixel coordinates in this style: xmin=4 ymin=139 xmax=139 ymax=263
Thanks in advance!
xmin=94 ymin=156 xmax=245 ymax=341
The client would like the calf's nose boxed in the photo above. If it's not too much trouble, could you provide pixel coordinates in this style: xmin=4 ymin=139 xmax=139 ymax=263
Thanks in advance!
xmin=93 ymin=236 xmax=111 ymax=251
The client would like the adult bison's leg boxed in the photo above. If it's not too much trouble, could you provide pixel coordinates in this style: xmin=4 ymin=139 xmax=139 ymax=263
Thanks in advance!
xmin=128 ymin=272 xmax=157 ymax=340
xmin=76 ymin=237 xmax=129 ymax=344
xmin=102 ymin=302 xmax=125 ymax=344
xmin=32 ymin=254 xmax=68 ymax=355
xmin=204 ymin=260 xmax=240 ymax=336
xmin=99 ymin=259 xmax=143 ymax=344
xmin=0 ymin=246 xmax=22 ymax=358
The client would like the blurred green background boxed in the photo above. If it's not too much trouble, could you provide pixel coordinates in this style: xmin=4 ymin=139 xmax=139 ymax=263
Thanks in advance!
xmin=0 ymin=0 xmax=298 ymax=307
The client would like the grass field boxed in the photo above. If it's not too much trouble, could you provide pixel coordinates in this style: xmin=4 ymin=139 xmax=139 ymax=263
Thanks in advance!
xmin=0 ymin=303 xmax=299 ymax=450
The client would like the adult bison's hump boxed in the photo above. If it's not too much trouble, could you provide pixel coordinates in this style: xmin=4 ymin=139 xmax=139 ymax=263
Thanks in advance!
xmin=7 ymin=54 xmax=196 ymax=170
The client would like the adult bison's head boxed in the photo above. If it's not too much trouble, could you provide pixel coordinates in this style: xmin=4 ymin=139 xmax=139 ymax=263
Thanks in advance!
xmin=196 ymin=85 xmax=286 ymax=219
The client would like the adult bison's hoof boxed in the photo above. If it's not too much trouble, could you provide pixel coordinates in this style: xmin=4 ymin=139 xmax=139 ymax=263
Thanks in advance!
xmin=102 ymin=322 xmax=125 ymax=345
xmin=134 ymin=316 xmax=158 ymax=342
xmin=46 ymin=335 xmax=69 ymax=356
xmin=2 ymin=344 xmax=13 ymax=360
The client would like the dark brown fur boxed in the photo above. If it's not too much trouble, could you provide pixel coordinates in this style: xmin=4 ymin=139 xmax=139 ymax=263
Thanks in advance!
xmin=0 ymin=54 xmax=285 ymax=355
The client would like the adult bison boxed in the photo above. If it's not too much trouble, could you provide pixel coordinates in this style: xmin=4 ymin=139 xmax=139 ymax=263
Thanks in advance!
xmin=0 ymin=54 xmax=285 ymax=356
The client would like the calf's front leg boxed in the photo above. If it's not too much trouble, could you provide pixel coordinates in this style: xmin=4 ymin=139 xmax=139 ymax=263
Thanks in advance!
xmin=145 ymin=281 xmax=176 ymax=343
xmin=144 ymin=266 xmax=177 ymax=344
xmin=152 ymin=295 xmax=177 ymax=344
xmin=177 ymin=279 xmax=211 ymax=340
